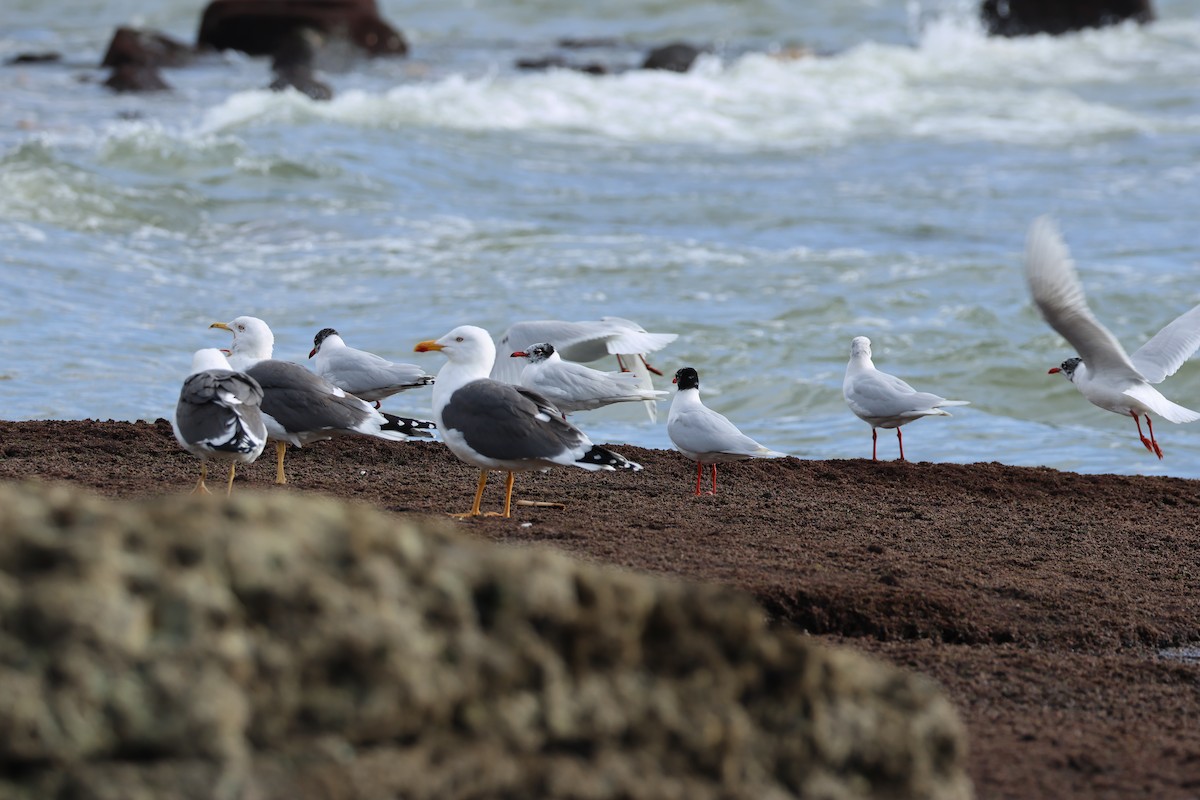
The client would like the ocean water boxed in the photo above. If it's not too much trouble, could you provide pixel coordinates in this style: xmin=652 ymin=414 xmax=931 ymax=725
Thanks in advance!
xmin=3 ymin=0 xmax=1200 ymax=476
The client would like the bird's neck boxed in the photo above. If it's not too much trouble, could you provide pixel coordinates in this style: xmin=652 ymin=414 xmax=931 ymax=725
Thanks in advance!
xmin=848 ymin=354 xmax=875 ymax=371
xmin=432 ymin=360 xmax=488 ymax=410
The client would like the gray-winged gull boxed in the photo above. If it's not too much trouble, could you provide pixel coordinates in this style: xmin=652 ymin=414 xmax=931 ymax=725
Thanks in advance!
xmin=172 ymin=348 xmax=268 ymax=495
xmin=414 ymin=325 xmax=642 ymax=518
xmin=211 ymin=316 xmax=435 ymax=484
xmin=308 ymin=327 xmax=434 ymax=407
xmin=491 ymin=317 xmax=676 ymax=421
xmin=667 ymin=367 xmax=786 ymax=496
xmin=510 ymin=342 xmax=666 ymax=416
xmin=1026 ymin=215 xmax=1200 ymax=459
xmin=842 ymin=336 xmax=968 ymax=462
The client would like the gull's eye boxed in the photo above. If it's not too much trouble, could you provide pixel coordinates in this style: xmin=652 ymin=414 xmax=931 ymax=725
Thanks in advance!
xmin=455 ymin=336 xmax=464 ymax=342
xmin=237 ymin=324 xmax=245 ymax=332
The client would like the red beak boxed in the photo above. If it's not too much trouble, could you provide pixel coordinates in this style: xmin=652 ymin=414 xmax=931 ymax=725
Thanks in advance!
xmin=308 ymin=347 xmax=317 ymax=358
xmin=510 ymin=351 xmax=527 ymax=358
xmin=672 ymin=376 xmax=678 ymax=384
xmin=1048 ymin=367 xmax=1061 ymax=374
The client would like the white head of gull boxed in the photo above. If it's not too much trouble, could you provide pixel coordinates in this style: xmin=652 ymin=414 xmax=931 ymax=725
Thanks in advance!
xmin=172 ymin=348 xmax=268 ymax=496
xmin=210 ymin=316 xmax=435 ymax=484
xmin=415 ymin=325 xmax=641 ymax=518
xmin=842 ymin=336 xmax=969 ymax=462
xmin=666 ymin=366 xmax=786 ymax=496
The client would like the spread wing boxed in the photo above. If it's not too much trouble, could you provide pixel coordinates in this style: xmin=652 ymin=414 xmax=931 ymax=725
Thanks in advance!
xmin=1129 ymin=303 xmax=1200 ymax=384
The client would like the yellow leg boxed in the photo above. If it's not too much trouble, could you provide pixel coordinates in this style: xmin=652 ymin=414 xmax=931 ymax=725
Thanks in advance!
xmin=450 ymin=470 xmax=489 ymax=518
xmin=191 ymin=463 xmax=212 ymax=495
xmin=275 ymin=442 xmax=288 ymax=485
xmin=500 ymin=471 xmax=515 ymax=518
xmin=225 ymin=463 xmax=237 ymax=496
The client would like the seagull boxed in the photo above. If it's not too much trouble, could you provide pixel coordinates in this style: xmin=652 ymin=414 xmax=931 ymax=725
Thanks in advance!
xmin=666 ymin=367 xmax=786 ymax=495
xmin=843 ymin=336 xmax=968 ymax=461
xmin=308 ymin=327 xmax=434 ymax=407
xmin=415 ymin=325 xmax=642 ymax=518
xmin=211 ymin=316 xmax=435 ymax=484
xmin=510 ymin=342 xmax=668 ymax=416
xmin=172 ymin=348 xmax=268 ymax=496
xmin=1025 ymin=215 xmax=1200 ymax=458
xmin=492 ymin=317 xmax=677 ymax=421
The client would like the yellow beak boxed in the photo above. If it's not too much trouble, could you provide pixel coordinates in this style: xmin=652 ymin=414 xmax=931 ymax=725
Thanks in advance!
xmin=210 ymin=322 xmax=232 ymax=332
xmin=414 ymin=340 xmax=444 ymax=353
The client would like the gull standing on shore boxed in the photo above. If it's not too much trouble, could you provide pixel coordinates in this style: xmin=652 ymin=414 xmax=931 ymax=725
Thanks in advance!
xmin=842 ymin=336 xmax=968 ymax=461
xmin=212 ymin=316 xmax=435 ymax=484
xmin=510 ymin=342 xmax=667 ymax=416
xmin=666 ymin=367 xmax=786 ymax=495
xmin=309 ymin=327 xmax=433 ymax=407
xmin=172 ymin=348 xmax=267 ymax=496
xmin=415 ymin=325 xmax=642 ymax=518
xmin=1025 ymin=215 xmax=1200 ymax=458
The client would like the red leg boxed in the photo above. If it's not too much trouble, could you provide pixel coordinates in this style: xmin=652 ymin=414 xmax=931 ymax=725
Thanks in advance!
xmin=1131 ymin=411 xmax=1157 ymax=456
xmin=709 ymin=464 xmax=718 ymax=495
xmin=871 ymin=428 xmax=878 ymax=461
xmin=897 ymin=428 xmax=906 ymax=462
xmin=640 ymin=354 xmax=664 ymax=376
xmin=616 ymin=354 xmax=629 ymax=373
xmin=1144 ymin=414 xmax=1163 ymax=459
xmin=694 ymin=461 xmax=704 ymax=495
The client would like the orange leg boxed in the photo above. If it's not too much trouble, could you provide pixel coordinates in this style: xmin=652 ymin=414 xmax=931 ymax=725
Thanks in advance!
xmin=499 ymin=471 xmax=516 ymax=518
xmin=451 ymin=470 xmax=489 ymax=518
xmin=1132 ymin=412 xmax=1163 ymax=459
xmin=709 ymin=464 xmax=718 ymax=495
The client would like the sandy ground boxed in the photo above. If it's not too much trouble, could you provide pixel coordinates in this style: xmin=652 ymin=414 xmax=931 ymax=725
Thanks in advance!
xmin=1 ymin=418 xmax=1198 ymax=799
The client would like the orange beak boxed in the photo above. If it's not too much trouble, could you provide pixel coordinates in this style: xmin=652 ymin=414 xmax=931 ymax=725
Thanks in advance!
xmin=414 ymin=340 xmax=444 ymax=353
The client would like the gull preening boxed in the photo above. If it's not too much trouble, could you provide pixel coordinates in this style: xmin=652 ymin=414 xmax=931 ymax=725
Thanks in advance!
xmin=842 ymin=336 xmax=968 ymax=461
xmin=172 ymin=348 xmax=267 ymax=495
xmin=666 ymin=367 xmax=786 ymax=495
xmin=212 ymin=316 xmax=435 ymax=484
xmin=510 ymin=342 xmax=668 ymax=416
xmin=415 ymin=325 xmax=642 ymax=518
xmin=491 ymin=317 xmax=677 ymax=421
xmin=1025 ymin=215 xmax=1200 ymax=458
xmin=309 ymin=327 xmax=434 ymax=407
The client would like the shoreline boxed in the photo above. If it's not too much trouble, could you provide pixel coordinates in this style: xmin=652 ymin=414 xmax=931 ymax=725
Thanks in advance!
xmin=2 ymin=419 xmax=1198 ymax=798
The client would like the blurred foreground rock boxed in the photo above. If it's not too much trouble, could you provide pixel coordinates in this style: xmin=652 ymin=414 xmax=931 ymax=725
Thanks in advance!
xmin=0 ymin=482 xmax=971 ymax=800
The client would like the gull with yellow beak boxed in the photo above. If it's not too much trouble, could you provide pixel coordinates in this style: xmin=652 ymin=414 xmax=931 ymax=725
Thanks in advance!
xmin=212 ymin=316 xmax=434 ymax=483
xmin=415 ymin=325 xmax=641 ymax=518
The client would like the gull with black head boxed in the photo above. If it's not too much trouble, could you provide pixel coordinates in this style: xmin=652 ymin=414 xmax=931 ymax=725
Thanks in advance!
xmin=510 ymin=342 xmax=667 ymax=416
xmin=667 ymin=367 xmax=786 ymax=496
xmin=309 ymin=327 xmax=433 ymax=407
xmin=416 ymin=325 xmax=642 ymax=518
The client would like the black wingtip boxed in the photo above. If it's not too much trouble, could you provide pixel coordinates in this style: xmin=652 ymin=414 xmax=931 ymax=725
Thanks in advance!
xmin=381 ymin=413 xmax=437 ymax=439
xmin=578 ymin=445 xmax=642 ymax=471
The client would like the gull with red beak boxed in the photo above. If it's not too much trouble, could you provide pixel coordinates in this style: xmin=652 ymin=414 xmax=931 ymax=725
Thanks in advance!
xmin=1026 ymin=216 xmax=1200 ymax=459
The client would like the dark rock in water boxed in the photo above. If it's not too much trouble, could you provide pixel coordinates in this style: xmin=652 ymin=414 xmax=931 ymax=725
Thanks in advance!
xmin=101 ymin=26 xmax=194 ymax=68
xmin=981 ymin=0 xmax=1154 ymax=36
xmin=103 ymin=63 xmax=171 ymax=92
xmin=557 ymin=36 xmax=621 ymax=49
xmin=641 ymin=42 xmax=702 ymax=72
xmin=268 ymin=27 xmax=333 ymax=100
xmin=197 ymin=0 xmax=407 ymax=57
xmin=6 ymin=51 xmax=62 ymax=65
xmin=0 ymin=482 xmax=972 ymax=800
xmin=515 ymin=54 xmax=609 ymax=75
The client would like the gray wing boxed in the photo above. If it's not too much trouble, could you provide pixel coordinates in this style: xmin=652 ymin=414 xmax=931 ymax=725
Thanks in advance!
xmin=492 ymin=321 xmax=600 ymax=383
xmin=246 ymin=359 xmax=374 ymax=435
xmin=441 ymin=379 xmax=589 ymax=461
xmin=1129 ymin=303 xmax=1200 ymax=384
xmin=668 ymin=405 xmax=766 ymax=457
xmin=175 ymin=370 xmax=267 ymax=454
xmin=1025 ymin=216 xmax=1143 ymax=380
xmin=845 ymin=370 xmax=950 ymax=419
xmin=320 ymin=348 xmax=433 ymax=398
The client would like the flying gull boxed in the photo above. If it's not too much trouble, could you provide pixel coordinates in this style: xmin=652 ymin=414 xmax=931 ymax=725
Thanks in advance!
xmin=667 ymin=367 xmax=786 ymax=495
xmin=842 ymin=336 xmax=968 ymax=461
xmin=1026 ymin=215 xmax=1200 ymax=458
xmin=309 ymin=327 xmax=434 ymax=407
xmin=212 ymin=316 xmax=435 ymax=484
xmin=173 ymin=348 xmax=268 ymax=495
xmin=491 ymin=317 xmax=676 ymax=421
xmin=415 ymin=325 xmax=642 ymax=518
xmin=510 ymin=342 xmax=667 ymax=416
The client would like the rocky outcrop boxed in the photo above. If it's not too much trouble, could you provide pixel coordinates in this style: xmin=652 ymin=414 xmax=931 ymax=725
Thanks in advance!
xmin=99 ymin=27 xmax=193 ymax=93
xmin=641 ymin=42 xmax=702 ymax=72
xmin=981 ymin=0 xmax=1154 ymax=36
xmin=197 ymin=0 xmax=407 ymax=57
xmin=0 ymin=482 xmax=972 ymax=800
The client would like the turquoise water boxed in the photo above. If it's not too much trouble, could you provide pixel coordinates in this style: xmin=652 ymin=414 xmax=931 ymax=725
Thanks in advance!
xmin=4 ymin=0 xmax=1200 ymax=476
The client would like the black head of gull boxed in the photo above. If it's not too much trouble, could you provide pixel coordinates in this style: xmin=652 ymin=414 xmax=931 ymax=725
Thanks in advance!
xmin=309 ymin=327 xmax=340 ymax=358
xmin=415 ymin=325 xmax=641 ymax=518
xmin=672 ymin=367 xmax=700 ymax=391
xmin=1048 ymin=356 xmax=1081 ymax=381
xmin=510 ymin=342 xmax=556 ymax=364
xmin=172 ymin=348 xmax=268 ymax=496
